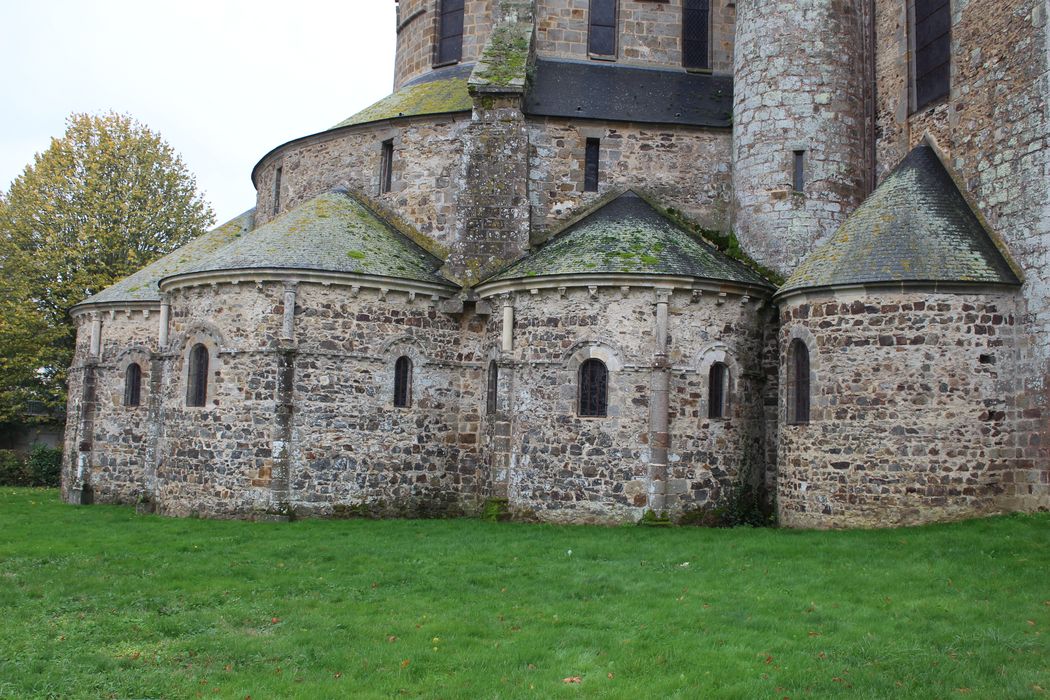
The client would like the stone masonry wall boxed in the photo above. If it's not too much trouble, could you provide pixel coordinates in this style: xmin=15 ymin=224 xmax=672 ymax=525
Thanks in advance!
xmin=488 ymin=285 xmax=769 ymax=524
xmin=534 ymin=0 xmax=736 ymax=74
xmin=288 ymin=284 xmax=483 ymax=516
xmin=88 ymin=311 xmax=158 ymax=504
xmin=777 ymin=288 xmax=1026 ymax=528
xmin=873 ymin=0 xmax=1050 ymax=509
xmin=153 ymin=284 xmax=288 ymax=517
xmin=528 ymin=117 xmax=733 ymax=240
xmin=395 ymin=0 xmax=495 ymax=90
xmin=732 ymin=0 xmax=871 ymax=274
xmin=254 ymin=116 xmax=469 ymax=251
xmin=447 ymin=96 xmax=532 ymax=284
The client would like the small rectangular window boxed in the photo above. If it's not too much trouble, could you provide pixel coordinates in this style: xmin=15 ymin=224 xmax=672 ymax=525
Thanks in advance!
xmin=584 ymin=138 xmax=600 ymax=192
xmin=912 ymin=0 xmax=951 ymax=111
xmin=682 ymin=0 xmax=710 ymax=70
xmin=273 ymin=166 xmax=282 ymax=216
xmin=437 ymin=0 xmax=464 ymax=64
xmin=588 ymin=0 xmax=617 ymax=57
xmin=793 ymin=150 xmax=805 ymax=193
xmin=380 ymin=140 xmax=394 ymax=195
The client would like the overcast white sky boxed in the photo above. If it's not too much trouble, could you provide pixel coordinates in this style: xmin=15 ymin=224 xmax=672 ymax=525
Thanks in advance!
xmin=0 ymin=1 xmax=397 ymax=224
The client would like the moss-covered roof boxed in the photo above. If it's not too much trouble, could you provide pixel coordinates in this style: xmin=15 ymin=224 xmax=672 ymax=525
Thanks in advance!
xmin=167 ymin=191 xmax=454 ymax=288
xmin=332 ymin=64 xmax=473 ymax=129
xmin=488 ymin=191 xmax=772 ymax=287
xmin=76 ymin=209 xmax=256 ymax=307
xmin=780 ymin=143 xmax=1021 ymax=296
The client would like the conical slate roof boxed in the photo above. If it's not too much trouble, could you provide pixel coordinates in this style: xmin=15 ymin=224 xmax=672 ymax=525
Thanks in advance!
xmin=779 ymin=144 xmax=1021 ymax=296
xmin=75 ymin=209 xmax=256 ymax=307
xmin=165 ymin=191 xmax=454 ymax=288
xmin=488 ymin=191 xmax=772 ymax=287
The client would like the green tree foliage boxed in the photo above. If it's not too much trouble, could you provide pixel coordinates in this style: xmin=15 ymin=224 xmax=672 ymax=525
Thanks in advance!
xmin=0 ymin=112 xmax=215 ymax=421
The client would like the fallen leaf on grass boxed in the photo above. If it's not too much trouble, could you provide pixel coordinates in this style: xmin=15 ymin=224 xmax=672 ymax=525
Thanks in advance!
xmin=334 ymin=672 xmax=342 ymax=679
xmin=401 ymin=659 xmax=410 ymax=669
xmin=563 ymin=676 xmax=582 ymax=684
xmin=607 ymin=673 xmax=615 ymax=679
xmin=387 ymin=635 xmax=398 ymax=643
xmin=1027 ymin=620 xmax=1036 ymax=626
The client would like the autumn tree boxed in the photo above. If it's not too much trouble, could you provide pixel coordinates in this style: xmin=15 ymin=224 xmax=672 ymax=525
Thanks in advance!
xmin=0 ymin=112 xmax=215 ymax=422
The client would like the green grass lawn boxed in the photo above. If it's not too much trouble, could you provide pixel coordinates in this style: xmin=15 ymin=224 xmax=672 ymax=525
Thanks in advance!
xmin=0 ymin=490 xmax=1047 ymax=699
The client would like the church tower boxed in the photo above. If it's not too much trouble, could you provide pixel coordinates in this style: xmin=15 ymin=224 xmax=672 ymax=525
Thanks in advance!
xmin=731 ymin=0 xmax=873 ymax=276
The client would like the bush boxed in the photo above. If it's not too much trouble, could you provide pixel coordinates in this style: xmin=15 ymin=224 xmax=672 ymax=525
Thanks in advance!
xmin=0 ymin=450 xmax=29 ymax=486
xmin=25 ymin=446 xmax=62 ymax=487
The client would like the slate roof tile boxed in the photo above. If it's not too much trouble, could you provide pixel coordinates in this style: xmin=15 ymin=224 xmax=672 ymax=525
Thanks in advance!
xmin=488 ymin=191 xmax=771 ymax=287
xmin=167 ymin=191 xmax=454 ymax=288
xmin=76 ymin=209 xmax=256 ymax=307
xmin=780 ymin=143 xmax=1021 ymax=295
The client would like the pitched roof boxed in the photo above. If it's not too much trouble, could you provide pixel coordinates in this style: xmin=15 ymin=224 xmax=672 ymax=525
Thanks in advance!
xmin=75 ymin=209 xmax=256 ymax=308
xmin=524 ymin=59 xmax=733 ymax=128
xmin=779 ymin=143 xmax=1021 ymax=296
xmin=166 ymin=191 xmax=454 ymax=288
xmin=487 ymin=191 xmax=772 ymax=287
xmin=331 ymin=64 xmax=473 ymax=129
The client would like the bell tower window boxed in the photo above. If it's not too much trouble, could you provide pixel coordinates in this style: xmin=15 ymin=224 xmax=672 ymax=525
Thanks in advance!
xmin=588 ymin=0 xmax=617 ymax=58
xmin=436 ymin=0 xmax=464 ymax=65
xmin=911 ymin=0 xmax=951 ymax=111
xmin=682 ymin=0 xmax=711 ymax=70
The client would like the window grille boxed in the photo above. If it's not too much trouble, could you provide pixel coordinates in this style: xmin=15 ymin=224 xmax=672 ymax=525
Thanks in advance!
xmin=682 ymin=0 xmax=710 ymax=70
xmin=708 ymin=362 xmax=727 ymax=419
xmin=584 ymin=138 xmax=600 ymax=192
xmin=394 ymin=356 xmax=412 ymax=408
xmin=186 ymin=344 xmax=209 ymax=408
xmin=578 ymin=358 xmax=608 ymax=417
xmin=787 ymin=339 xmax=811 ymax=425
xmin=913 ymin=0 xmax=951 ymax=111
xmin=124 ymin=363 xmax=142 ymax=407
xmin=437 ymin=0 xmax=464 ymax=64
xmin=588 ymin=0 xmax=617 ymax=56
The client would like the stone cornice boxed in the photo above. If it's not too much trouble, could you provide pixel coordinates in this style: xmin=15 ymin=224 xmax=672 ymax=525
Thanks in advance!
xmin=474 ymin=273 xmax=773 ymax=301
xmin=158 ymin=268 xmax=459 ymax=300
xmin=773 ymin=279 xmax=1024 ymax=304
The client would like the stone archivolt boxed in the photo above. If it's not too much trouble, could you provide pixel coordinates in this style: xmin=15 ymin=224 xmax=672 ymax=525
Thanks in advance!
xmin=64 ymin=1 xmax=1049 ymax=527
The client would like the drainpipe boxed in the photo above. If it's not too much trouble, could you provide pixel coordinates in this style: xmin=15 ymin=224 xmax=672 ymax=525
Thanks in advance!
xmin=648 ymin=288 xmax=672 ymax=512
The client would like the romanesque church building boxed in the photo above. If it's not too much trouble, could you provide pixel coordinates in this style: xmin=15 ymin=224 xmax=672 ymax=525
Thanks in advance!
xmin=63 ymin=0 xmax=1050 ymax=527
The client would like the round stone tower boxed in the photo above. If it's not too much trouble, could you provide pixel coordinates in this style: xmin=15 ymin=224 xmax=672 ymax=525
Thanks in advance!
xmin=731 ymin=0 xmax=872 ymax=277
xmin=394 ymin=0 xmax=495 ymax=90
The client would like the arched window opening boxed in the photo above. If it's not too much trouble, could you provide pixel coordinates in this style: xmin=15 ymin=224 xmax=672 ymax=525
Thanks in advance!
xmin=186 ymin=344 xmax=209 ymax=408
xmin=787 ymin=339 xmax=811 ymax=425
xmin=394 ymin=356 xmax=412 ymax=408
xmin=124 ymin=363 xmax=142 ymax=407
xmin=578 ymin=358 xmax=608 ymax=417
xmin=708 ymin=362 xmax=728 ymax=419
xmin=486 ymin=360 xmax=499 ymax=414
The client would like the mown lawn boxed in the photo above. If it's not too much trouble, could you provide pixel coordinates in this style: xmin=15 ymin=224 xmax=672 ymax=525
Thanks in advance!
xmin=0 ymin=489 xmax=1046 ymax=699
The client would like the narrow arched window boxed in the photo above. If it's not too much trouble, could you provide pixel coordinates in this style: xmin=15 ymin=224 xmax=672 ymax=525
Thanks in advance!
xmin=394 ymin=356 xmax=412 ymax=408
xmin=708 ymin=362 xmax=728 ymax=419
xmin=486 ymin=360 xmax=499 ymax=414
xmin=124 ymin=363 xmax=142 ymax=407
xmin=186 ymin=344 xmax=209 ymax=407
xmin=579 ymin=358 xmax=608 ymax=417
xmin=787 ymin=339 xmax=811 ymax=425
